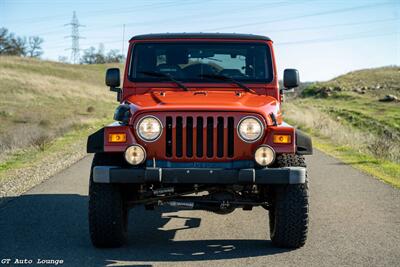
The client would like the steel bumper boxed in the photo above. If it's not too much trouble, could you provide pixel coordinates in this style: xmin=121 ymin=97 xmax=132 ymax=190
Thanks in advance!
xmin=92 ymin=166 xmax=306 ymax=185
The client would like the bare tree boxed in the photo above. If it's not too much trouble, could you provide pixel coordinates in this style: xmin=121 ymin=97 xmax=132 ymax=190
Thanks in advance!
xmin=106 ymin=49 xmax=124 ymax=63
xmin=58 ymin=56 xmax=69 ymax=63
xmin=94 ymin=43 xmax=106 ymax=64
xmin=0 ymin=28 xmax=9 ymax=54
xmin=80 ymin=46 xmax=97 ymax=64
xmin=0 ymin=28 xmax=43 ymax=57
xmin=8 ymin=35 xmax=26 ymax=56
xmin=0 ymin=28 xmax=26 ymax=56
xmin=27 ymin=36 xmax=43 ymax=57
xmin=80 ymin=45 xmax=124 ymax=64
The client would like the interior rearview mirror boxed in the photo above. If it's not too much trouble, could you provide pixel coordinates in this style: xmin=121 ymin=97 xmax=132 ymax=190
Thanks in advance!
xmin=283 ymin=69 xmax=300 ymax=89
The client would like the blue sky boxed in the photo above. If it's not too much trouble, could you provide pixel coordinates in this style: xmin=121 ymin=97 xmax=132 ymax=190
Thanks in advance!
xmin=1 ymin=0 xmax=399 ymax=81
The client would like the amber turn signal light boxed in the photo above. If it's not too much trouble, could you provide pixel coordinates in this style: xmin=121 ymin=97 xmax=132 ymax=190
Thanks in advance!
xmin=108 ymin=133 xmax=127 ymax=143
xmin=273 ymin=134 xmax=291 ymax=144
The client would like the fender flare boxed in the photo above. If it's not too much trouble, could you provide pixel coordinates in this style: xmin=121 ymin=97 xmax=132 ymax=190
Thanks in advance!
xmin=295 ymin=130 xmax=313 ymax=155
xmin=87 ymin=128 xmax=104 ymax=153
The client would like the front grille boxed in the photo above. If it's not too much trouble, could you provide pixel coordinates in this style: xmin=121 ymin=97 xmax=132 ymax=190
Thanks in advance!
xmin=166 ymin=116 xmax=235 ymax=159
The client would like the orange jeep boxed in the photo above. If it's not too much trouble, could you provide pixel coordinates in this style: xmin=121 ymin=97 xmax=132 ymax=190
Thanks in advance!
xmin=87 ymin=33 xmax=313 ymax=249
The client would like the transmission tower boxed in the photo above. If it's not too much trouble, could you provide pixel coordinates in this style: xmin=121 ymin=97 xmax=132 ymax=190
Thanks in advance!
xmin=65 ymin=11 xmax=84 ymax=64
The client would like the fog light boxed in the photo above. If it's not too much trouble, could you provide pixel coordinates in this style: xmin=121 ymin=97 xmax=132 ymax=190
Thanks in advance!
xmin=124 ymin=145 xmax=146 ymax=165
xmin=254 ymin=145 xmax=275 ymax=166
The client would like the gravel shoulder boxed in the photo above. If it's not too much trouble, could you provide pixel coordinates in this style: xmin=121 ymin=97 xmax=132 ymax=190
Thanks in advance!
xmin=0 ymin=137 xmax=87 ymax=205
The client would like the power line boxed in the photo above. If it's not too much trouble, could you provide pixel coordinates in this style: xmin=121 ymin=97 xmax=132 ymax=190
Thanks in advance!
xmin=46 ymin=17 xmax=397 ymax=50
xmin=265 ymin=17 xmax=398 ymax=34
xmin=44 ymin=28 xmax=398 ymax=52
xmin=11 ymin=0 xmax=303 ymax=37
xmin=5 ymin=1 xmax=182 ymax=24
xmin=122 ymin=24 xmax=126 ymax=55
xmin=276 ymin=30 xmax=399 ymax=46
xmin=204 ymin=2 xmax=394 ymax=31
xmin=43 ymin=18 xmax=397 ymax=51
xmin=35 ymin=1 xmax=306 ymax=37
xmin=64 ymin=11 xmax=85 ymax=64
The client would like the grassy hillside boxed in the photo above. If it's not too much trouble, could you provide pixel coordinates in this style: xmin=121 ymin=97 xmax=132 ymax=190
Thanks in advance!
xmin=302 ymin=66 xmax=400 ymax=96
xmin=0 ymin=56 xmax=118 ymax=158
xmin=0 ymin=56 xmax=120 ymax=183
xmin=284 ymin=66 xmax=400 ymax=187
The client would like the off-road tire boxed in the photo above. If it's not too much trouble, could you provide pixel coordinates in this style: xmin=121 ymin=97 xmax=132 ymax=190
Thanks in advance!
xmin=269 ymin=154 xmax=309 ymax=248
xmin=89 ymin=153 xmax=128 ymax=248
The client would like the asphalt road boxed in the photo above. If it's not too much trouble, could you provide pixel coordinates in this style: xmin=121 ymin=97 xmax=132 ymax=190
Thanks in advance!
xmin=0 ymin=150 xmax=399 ymax=267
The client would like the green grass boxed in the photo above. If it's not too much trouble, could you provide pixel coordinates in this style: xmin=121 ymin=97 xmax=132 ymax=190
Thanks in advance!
xmin=295 ymin=94 xmax=400 ymax=133
xmin=314 ymin=140 xmax=400 ymax=188
xmin=285 ymin=65 xmax=400 ymax=188
xmin=291 ymin=125 xmax=400 ymax=188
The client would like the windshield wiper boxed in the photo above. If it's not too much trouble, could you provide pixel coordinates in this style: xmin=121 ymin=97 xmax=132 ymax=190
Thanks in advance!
xmin=139 ymin=71 xmax=188 ymax=91
xmin=198 ymin=74 xmax=257 ymax=94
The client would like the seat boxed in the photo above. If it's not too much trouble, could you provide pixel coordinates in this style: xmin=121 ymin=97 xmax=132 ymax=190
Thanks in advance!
xmin=155 ymin=64 xmax=185 ymax=79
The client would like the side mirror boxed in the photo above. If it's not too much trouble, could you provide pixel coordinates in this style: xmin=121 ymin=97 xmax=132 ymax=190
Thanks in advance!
xmin=106 ymin=68 xmax=120 ymax=88
xmin=105 ymin=68 xmax=121 ymax=101
xmin=283 ymin=69 xmax=300 ymax=89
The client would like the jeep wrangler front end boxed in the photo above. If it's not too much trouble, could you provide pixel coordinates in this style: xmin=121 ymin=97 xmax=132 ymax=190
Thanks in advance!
xmin=87 ymin=33 xmax=312 ymax=249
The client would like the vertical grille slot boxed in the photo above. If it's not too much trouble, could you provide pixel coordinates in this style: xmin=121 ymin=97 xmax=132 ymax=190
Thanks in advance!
xmin=206 ymin=117 xmax=214 ymax=158
xmin=186 ymin=117 xmax=193 ymax=157
xmin=227 ymin=117 xmax=234 ymax=157
xmin=196 ymin=117 xmax=203 ymax=157
xmin=217 ymin=117 xmax=224 ymax=158
xmin=166 ymin=116 xmax=173 ymax=157
xmin=176 ymin=116 xmax=183 ymax=157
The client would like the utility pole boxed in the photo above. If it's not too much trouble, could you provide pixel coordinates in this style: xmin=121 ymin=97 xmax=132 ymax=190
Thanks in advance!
xmin=65 ymin=11 xmax=85 ymax=64
xmin=122 ymin=24 xmax=126 ymax=56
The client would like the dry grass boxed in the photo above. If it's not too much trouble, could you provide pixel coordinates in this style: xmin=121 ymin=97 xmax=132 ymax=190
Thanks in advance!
xmin=0 ymin=56 xmax=120 ymax=163
xmin=284 ymin=102 xmax=400 ymax=163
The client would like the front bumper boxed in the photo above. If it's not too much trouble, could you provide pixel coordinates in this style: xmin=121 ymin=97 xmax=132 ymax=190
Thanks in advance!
xmin=92 ymin=166 xmax=306 ymax=185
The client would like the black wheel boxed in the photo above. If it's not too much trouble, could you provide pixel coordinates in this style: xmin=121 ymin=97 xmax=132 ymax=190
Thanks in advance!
xmin=268 ymin=154 xmax=309 ymax=248
xmin=89 ymin=153 xmax=128 ymax=248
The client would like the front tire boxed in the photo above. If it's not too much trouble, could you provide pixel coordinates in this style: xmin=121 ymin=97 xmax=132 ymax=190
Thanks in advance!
xmin=269 ymin=154 xmax=309 ymax=248
xmin=89 ymin=153 xmax=128 ymax=248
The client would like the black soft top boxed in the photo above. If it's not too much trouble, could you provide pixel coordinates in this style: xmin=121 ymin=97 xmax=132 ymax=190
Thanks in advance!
xmin=130 ymin=33 xmax=271 ymax=41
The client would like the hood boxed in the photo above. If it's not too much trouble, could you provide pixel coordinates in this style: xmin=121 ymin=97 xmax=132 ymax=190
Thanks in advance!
xmin=126 ymin=90 xmax=280 ymax=124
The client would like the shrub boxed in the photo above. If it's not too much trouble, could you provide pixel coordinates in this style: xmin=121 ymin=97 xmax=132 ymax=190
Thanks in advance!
xmin=32 ymin=133 xmax=51 ymax=151
xmin=301 ymin=84 xmax=320 ymax=97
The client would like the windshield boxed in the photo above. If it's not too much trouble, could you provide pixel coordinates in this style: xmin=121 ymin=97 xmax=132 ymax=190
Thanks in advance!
xmin=129 ymin=42 xmax=273 ymax=83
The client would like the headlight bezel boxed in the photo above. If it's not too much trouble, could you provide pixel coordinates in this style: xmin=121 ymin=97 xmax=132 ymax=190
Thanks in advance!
xmin=136 ymin=115 xmax=163 ymax=142
xmin=237 ymin=116 xmax=265 ymax=143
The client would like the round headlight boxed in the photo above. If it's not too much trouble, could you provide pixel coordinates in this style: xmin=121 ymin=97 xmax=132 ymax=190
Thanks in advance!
xmin=254 ymin=145 xmax=275 ymax=166
xmin=238 ymin=116 xmax=264 ymax=142
xmin=137 ymin=116 xmax=162 ymax=141
xmin=124 ymin=145 xmax=146 ymax=165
